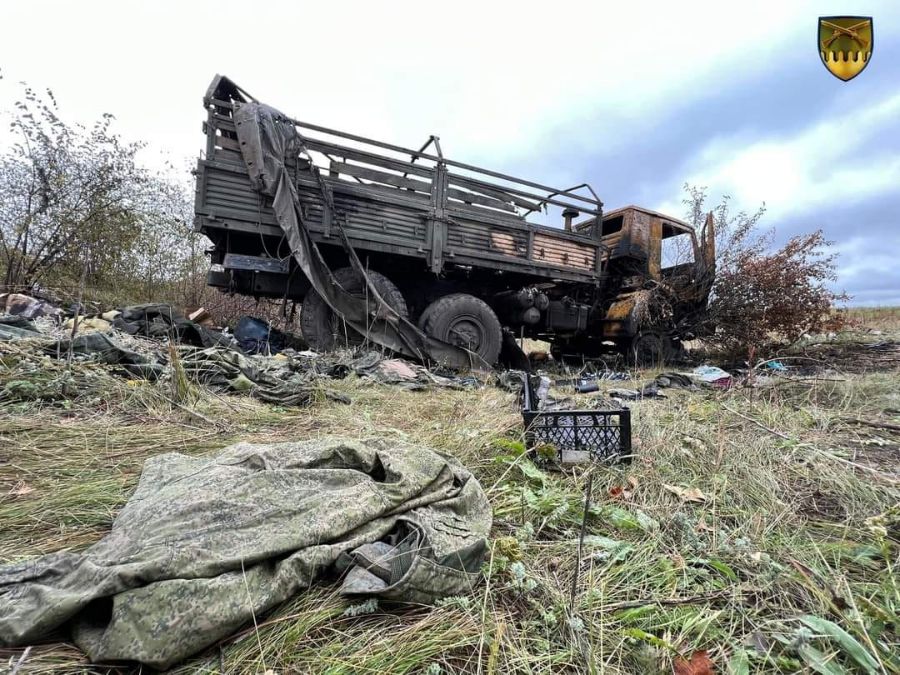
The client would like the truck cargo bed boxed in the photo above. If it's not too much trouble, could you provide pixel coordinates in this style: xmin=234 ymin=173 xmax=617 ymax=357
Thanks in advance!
xmin=195 ymin=76 xmax=608 ymax=290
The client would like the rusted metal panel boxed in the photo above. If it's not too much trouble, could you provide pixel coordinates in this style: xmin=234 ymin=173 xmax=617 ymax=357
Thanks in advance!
xmin=603 ymin=294 xmax=638 ymax=337
xmin=196 ymin=76 xmax=618 ymax=292
xmin=648 ymin=216 xmax=663 ymax=279
xmin=197 ymin=154 xmax=603 ymax=283
xmin=446 ymin=220 xmax=528 ymax=258
xmin=531 ymin=233 xmax=596 ymax=271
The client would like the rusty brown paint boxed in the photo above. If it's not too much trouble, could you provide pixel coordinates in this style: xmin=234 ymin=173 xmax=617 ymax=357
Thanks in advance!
xmin=489 ymin=231 xmax=522 ymax=257
xmin=532 ymin=233 xmax=596 ymax=270
xmin=648 ymin=217 xmax=662 ymax=279
xmin=602 ymin=294 xmax=638 ymax=337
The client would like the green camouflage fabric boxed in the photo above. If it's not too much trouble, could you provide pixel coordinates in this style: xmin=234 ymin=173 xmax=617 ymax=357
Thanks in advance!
xmin=0 ymin=437 xmax=491 ymax=668
xmin=176 ymin=345 xmax=320 ymax=405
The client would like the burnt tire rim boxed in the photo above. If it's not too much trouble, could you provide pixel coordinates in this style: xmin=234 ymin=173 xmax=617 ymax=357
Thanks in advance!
xmin=446 ymin=313 xmax=486 ymax=351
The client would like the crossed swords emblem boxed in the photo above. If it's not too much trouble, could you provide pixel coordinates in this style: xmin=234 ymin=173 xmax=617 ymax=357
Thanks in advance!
xmin=820 ymin=19 xmax=870 ymax=50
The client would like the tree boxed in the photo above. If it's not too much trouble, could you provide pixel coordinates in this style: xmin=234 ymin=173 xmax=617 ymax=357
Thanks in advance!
xmin=0 ymin=81 xmax=147 ymax=289
xmin=0 ymin=77 xmax=208 ymax=305
xmin=683 ymin=186 xmax=847 ymax=352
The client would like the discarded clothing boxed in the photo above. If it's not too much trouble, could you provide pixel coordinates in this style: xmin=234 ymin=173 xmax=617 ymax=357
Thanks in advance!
xmin=233 ymin=315 xmax=289 ymax=354
xmin=608 ymin=387 xmax=643 ymax=401
xmin=0 ymin=437 xmax=491 ymax=668
xmin=0 ymin=293 xmax=59 ymax=319
xmin=653 ymin=372 xmax=695 ymax=389
xmin=114 ymin=304 xmax=232 ymax=350
xmin=47 ymin=333 xmax=164 ymax=380
xmin=63 ymin=316 xmax=112 ymax=334
xmin=177 ymin=346 xmax=319 ymax=406
xmin=692 ymin=365 xmax=733 ymax=388
xmin=344 ymin=351 xmax=479 ymax=391
xmin=0 ymin=315 xmax=41 ymax=340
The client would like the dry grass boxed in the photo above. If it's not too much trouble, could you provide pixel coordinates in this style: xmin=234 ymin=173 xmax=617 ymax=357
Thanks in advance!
xmin=848 ymin=306 xmax=900 ymax=333
xmin=1 ymin=328 xmax=899 ymax=673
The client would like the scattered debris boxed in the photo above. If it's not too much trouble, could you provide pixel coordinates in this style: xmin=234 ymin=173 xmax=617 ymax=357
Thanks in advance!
xmin=1 ymin=302 xmax=489 ymax=408
xmin=50 ymin=332 xmax=163 ymax=380
xmin=187 ymin=306 xmax=214 ymax=327
xmin=177 ymin=346 xmax=320 ymax=406
xmin=114 ymin=303 xmax=232 ymax=349
xmin=233 ymin=315 xmax=288 ymax=354
xmin=575 ymin=379 xmax=601 ymax=393
xmin=0 ymin=316 xmax=41 ymax=341
xmin=63 ymin=316 xmax=111 ymax=334
xmin=607 ymin=387 xmax=643 ymax=401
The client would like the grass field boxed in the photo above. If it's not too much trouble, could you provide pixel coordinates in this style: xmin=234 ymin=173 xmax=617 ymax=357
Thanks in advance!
xmin=1 ymin=314 xmax=898 ymax=674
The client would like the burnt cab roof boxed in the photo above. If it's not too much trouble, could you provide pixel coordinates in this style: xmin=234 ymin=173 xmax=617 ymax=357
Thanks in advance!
xmin=576 ymin=205 xmax=694 ymax=238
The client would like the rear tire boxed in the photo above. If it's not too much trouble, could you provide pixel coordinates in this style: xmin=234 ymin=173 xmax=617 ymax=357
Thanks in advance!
xmin=418 ymin=293 xmax=502 ymax=365
xmin=301 ymin=267 xmax=408 ymax=351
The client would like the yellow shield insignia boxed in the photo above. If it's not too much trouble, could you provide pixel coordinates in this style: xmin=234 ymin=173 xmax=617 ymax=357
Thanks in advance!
xmin=819 ymin=16 xmax=873 ymax=81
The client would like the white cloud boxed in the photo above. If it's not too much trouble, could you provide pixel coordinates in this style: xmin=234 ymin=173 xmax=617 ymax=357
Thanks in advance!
xmin=654 ymin=92 xmax=900 ymax=219
xmin=0 ymin=0 xmax=836 ymax=171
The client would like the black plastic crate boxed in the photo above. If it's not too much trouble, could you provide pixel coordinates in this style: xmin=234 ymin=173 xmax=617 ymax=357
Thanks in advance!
xmin=522 ymin=375 xmax=631 ymax=463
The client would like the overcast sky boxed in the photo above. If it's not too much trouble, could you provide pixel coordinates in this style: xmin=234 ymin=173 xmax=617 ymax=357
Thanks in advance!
xmin=2 ymin=0 xmax=897 ymax=305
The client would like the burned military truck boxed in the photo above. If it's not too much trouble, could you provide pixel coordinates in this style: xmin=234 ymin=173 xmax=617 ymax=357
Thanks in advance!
xmin=195 ymin=75 xmax=715 ymax=366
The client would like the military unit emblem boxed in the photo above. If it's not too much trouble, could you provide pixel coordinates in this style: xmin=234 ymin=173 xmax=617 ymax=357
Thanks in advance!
xmin=819 ymin=16 xmax=873 ymax=81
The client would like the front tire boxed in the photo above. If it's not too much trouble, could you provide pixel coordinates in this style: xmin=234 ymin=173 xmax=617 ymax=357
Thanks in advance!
xmin=418 ymin=293 xmax=502 ymax=365
xmin=300 ymin=267 xmax=408 ymax=351
xmin=628 ymin=331 xmax=669 ymax=367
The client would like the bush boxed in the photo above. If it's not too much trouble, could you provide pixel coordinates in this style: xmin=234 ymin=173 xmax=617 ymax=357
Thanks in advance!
xmin=684 ymin=186 xmax=847 ymax=353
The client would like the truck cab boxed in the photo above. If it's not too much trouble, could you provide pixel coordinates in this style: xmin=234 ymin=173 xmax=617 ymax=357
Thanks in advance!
xmin=565 ymin=206 xmax=716 ymax=362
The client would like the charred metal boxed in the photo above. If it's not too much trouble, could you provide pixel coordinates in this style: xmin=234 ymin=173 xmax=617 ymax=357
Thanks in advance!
xmin=195 ymin=75 xmax=715 ymax=365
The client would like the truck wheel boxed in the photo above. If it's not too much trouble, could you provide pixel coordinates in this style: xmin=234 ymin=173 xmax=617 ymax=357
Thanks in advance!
xmin=628 ymin=331 xmax=669 ymax=367
xmin=301 ymin=267 xmax=408 ymax=351
xmin=418 ymin=293 xmax=502 ymax=365
xmin=668 ymin=338 xmax=686 ymax=363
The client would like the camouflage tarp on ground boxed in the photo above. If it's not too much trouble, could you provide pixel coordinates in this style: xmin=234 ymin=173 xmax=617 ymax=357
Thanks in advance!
xmin=0 ymin=437 xmax=492 ymax=668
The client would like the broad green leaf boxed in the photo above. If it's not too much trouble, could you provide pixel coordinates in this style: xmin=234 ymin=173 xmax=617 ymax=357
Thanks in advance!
xmin=799 ymin=615 xmax=879 ymax=674
xmin=693 ymin=557 xmax=738 ymax=581
xmin=582 ymin=535 xmax=633 ymax=562
xmin=726 ymin=648 xmax=751 ymax=675
xmin=797 ymin=643 xmax=848 ymax=675
xmin=516 ymin=460 xmax=547 ymax=486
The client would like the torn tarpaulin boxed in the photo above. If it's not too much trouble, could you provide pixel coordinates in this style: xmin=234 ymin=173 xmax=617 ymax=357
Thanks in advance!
xmin=232 ymin=101 xmax=482 ymax=371
xmin=0 ymin=437 xmax=491 ymax=668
